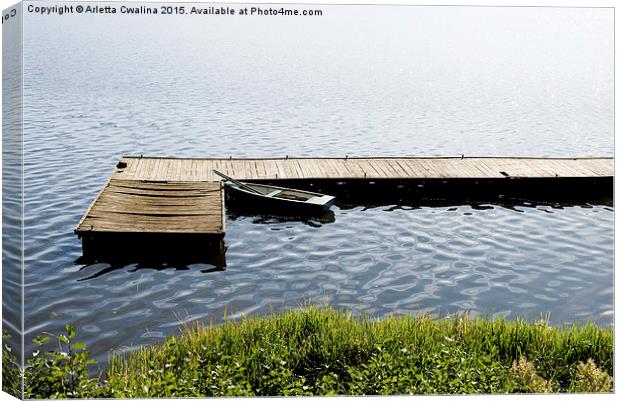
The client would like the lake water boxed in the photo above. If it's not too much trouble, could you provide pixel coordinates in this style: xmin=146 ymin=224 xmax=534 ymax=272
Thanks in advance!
xmin=3 ymin=4 xmax=614 ymax=362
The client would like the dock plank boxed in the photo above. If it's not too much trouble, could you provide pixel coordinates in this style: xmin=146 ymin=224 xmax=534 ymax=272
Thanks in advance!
xmin=76 ymin=179 xmax=224 ymax=235
xmin=116 ymin=156 xmax=613 ymax=181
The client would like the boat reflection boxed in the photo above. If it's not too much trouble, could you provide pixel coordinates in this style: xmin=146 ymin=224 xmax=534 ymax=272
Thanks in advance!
xmin=227 ymin=209 xmax=336 ymax=227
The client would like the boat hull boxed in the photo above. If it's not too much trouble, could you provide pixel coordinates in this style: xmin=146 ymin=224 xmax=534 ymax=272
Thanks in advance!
xmin=224 ymin=182 xmax=335 ymax=214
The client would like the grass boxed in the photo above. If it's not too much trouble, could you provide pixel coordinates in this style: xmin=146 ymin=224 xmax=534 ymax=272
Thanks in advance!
xmin=6 ymin=306 xmax=614 ymax=397
xmin=2 ymin=331 xmax=21 ymax=398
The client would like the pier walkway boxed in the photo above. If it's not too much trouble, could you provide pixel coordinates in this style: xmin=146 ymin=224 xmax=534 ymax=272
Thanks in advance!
xmin=112 ymin=156 xmax=612 ymax=181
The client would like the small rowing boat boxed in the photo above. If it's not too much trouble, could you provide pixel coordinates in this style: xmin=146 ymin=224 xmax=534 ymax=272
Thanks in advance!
xmin=213 ymin=170 xmax=336 ymax=213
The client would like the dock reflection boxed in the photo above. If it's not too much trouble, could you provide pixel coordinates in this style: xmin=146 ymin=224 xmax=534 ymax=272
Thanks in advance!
xmin=75 ymin=234 xmax=227 ymax=280
xmin=336 ymin=197 xmax=613 ymax=211
xmin=264 ymin=177 xmax=613 ymax=207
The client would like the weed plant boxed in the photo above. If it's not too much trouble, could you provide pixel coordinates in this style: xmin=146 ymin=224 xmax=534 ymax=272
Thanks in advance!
xmin=4 ymin=306 xmax=613 ymax=398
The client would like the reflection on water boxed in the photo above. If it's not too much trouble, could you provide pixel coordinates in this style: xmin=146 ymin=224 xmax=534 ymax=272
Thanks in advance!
xmin=228 ymin=210 xmax=336 ymax=227
xmin=75 ymin=241 xmax=227 ymax=281
xmin=76 ymin=259 xmax=227 ymax=282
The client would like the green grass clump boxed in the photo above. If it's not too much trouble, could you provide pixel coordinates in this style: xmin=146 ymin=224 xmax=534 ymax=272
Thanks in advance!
xmin=10 ymin=307 xmax=614 ymax=398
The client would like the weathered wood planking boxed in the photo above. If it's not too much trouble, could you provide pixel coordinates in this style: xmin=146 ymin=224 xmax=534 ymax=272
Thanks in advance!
xmin=114 ymin=157 xmax=613 ymax=182
xmin=76 ymin=179 xmax=225 ymax=235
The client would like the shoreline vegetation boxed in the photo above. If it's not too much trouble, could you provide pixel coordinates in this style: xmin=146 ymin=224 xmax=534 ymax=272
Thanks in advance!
xmin=2 ymin=306 xmax=613 ymax=398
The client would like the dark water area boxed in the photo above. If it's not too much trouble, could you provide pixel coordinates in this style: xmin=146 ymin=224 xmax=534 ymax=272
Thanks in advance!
xmin=2 ymin=5 xmax=614 ymax=362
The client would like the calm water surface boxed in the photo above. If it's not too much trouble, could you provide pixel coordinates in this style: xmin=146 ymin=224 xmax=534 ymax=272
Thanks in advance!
xmin=4 ymin=5 xmax=615 ymax=361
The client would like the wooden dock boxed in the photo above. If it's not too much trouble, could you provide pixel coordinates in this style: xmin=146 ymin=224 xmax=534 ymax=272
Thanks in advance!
xmin=110 ymin=156 xmax=613 ymax=181
xmin=76 ymin=156 xmax=613 ymax=244
xmin=77 ymin=179 xmax=225 ymax=235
